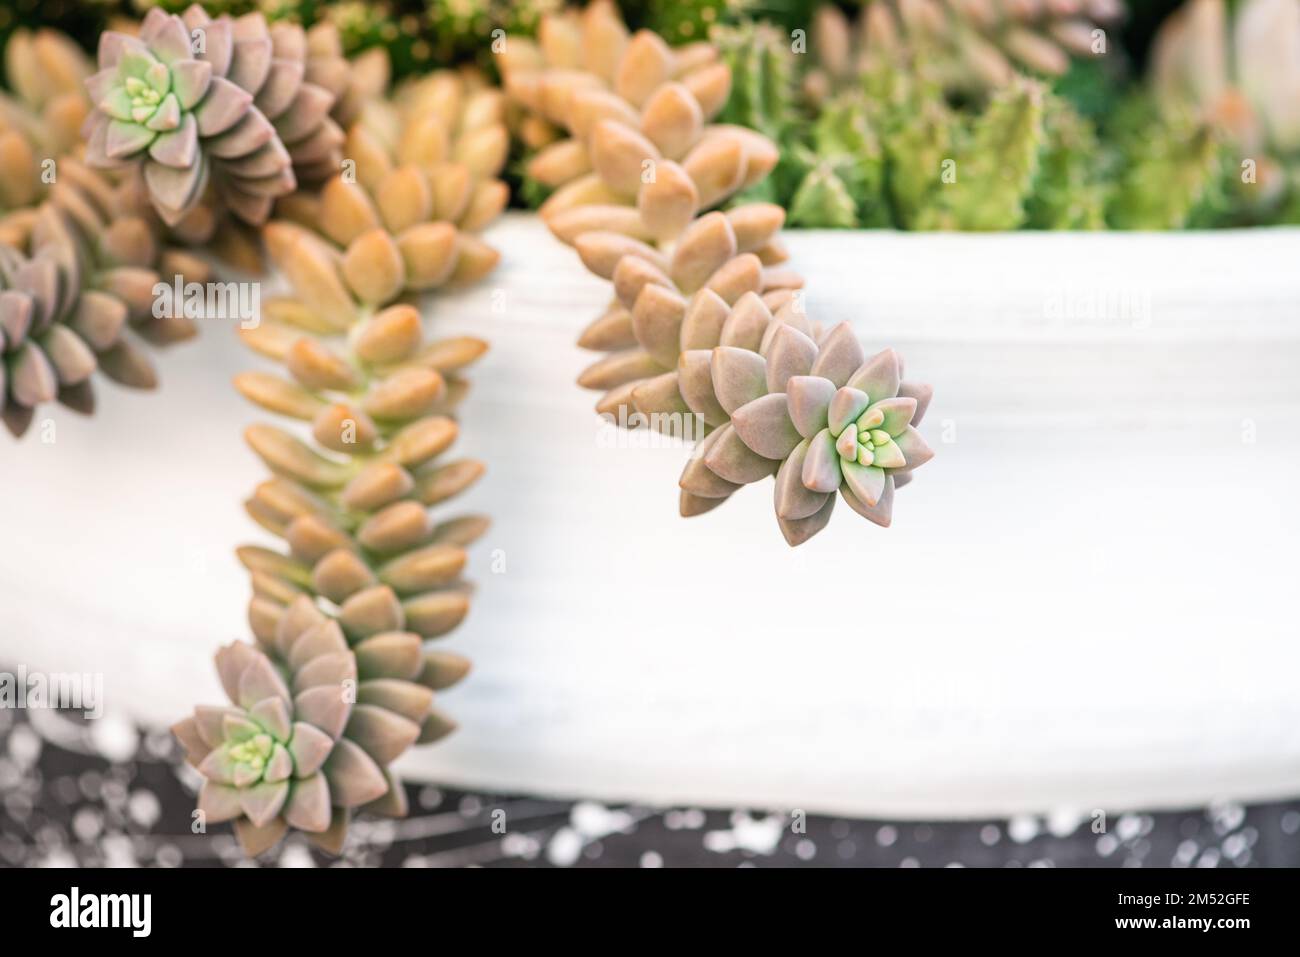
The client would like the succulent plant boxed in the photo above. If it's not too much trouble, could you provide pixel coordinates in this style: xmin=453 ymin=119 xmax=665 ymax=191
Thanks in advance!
xmin=1104 ymin=90 xmax=1225 ymax=230
xmin=83 ymin=5 xmax=346 ymax=226
xmin=711 ymin=18 xmax=797 ymax=141
xmin=806 ymin=0 xmax=1123 ymax=102
xmin=303 ymin=20 xmax=391 ymax=129
xmin=1025 ymin=89 xmax=1105 ymax=229
xmin=594 ymin=280 xmax=935 ymax=542
xmin=1 ymin=27 xmax=93 ymax=159
xmin=173 ymin=596 xmax=465 ymax=856
xmin=502 ymin=0 xmax=779 ymax=231
xmin=1 ymin=154 xmax=210 ymax=437
xmin=501 ymin=3 xmax=796 ymax=408
xmin=234 ymin=218 xmax=491 ymax=646
xmin=912 ymin=75 xmax=1045 ymax=230
xmin=198 ymin=63 xmax=510 ymax=854
xmin=784 ymin=92 xmax=888 ymax=228
xmin=1149 ymin=0 xmax=1300 ymax=221
xmin=270 ymin=70 xmax=509 ymax=305
xmin=571 ymin=205 xmax=797 ymax=419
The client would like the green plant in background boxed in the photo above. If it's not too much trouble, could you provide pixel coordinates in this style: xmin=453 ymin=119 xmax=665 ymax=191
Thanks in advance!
xmin=2 ymin=0 xmax=1297 ymax=230
xmin=635 ymin=0 xmax=817 ymax=41
xmin=1148 ymin=0 xmax=1300 ymax=225
xmin=1103 ymin=92 xmax=1226 ymax=229
xmin=1025 ymin=92 xmax=1107 ymax=229
xmin=710 ymin=21 xmax=803 ymax=200
xmin=803 ymin=0 xmax=1124 ymax=105
xmin=787 ymin=94 xmax=887 ymax=227
xmin=640 ymin=0 xmax=756 ymax=42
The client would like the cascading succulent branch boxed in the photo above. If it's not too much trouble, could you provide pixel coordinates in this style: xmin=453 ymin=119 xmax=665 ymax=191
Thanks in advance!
xmin=503 ymin=1 xmax=933 ymax=544
xmin=83 ymin=5 xmax=346 ymax=226
xmin=180 ymin=56 xmax=509 ymax=856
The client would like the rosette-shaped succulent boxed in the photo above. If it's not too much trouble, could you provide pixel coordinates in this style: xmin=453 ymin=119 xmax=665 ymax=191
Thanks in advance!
xmin=1 ymin=157 xmax=209 ymax=437
xmin=806 ymin=0 xmax=1123 ymax=101
xmin=594 ymin=279 xmax=934 ymax=544
xmin=83 ymin=5 xmax=345 ymax=226
xmin=271 ymin=69 xmax=509 ymax=303
xmin=174 ymin=597 xmax=464 ymax=856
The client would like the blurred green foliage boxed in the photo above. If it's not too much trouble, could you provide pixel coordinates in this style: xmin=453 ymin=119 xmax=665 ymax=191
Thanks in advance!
xmin=2 ymin=0 xmax=1294 ymax=229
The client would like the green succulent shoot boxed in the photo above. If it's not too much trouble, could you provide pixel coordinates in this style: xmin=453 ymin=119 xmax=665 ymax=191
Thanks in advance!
xmin=92 ymin=39 xmax=209 ymax=171
xmin=86 ymin=7 xmax=331 ymax=226
xmin=795 ymin=355 xmax=923 ymax=512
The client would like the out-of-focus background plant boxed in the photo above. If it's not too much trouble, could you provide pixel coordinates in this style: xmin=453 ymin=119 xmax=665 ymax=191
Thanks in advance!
xmin=5 ymin=0 xmax=1295 ymax=229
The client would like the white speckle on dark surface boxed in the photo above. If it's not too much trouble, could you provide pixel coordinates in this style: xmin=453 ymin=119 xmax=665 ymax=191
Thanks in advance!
xmin=91 ymin=714 xmax=138 ymax=764
xmin=546 ymin=827 xmax=582 ymax=867
xmin=1008 ymin=815 xmax=1039 ymax=844
xmin=1115 ymin=814 xmax=1142 ymax=842
xmin=154 ymin=843 xmax=182 ymax=867
xmin=128 ymin=790 xmax=161 ymax=828
xmin=0 ymin=706 xmax=1297 ymax=868
xmin=72 ymin=808 xmax=103 ymax=843
xmin=278 ymin=843 xmax=317 ymax=868
xmin=8 ymin=725 xmax=41 ymax=767
xmin=1047 ymin=808 xmax=1084 ymax=838
xmin=703 ymin=812 xmax=783 ymax=856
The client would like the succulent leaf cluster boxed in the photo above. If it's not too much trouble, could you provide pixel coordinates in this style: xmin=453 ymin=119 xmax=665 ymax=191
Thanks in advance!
xmin=1 ymin=143 xmax=211 ymax=435
xmin=173 ymin=595 xmax=465 ymax=856
xmin=505 ymin=2 xmax=932 ymax=544
xmin=272 ymin=68 xmax=509 ymax=302
xmin=202 ymin=66 xmax=509 ymax=853
xmin=83 ymin=5 xmax=347 ymax=226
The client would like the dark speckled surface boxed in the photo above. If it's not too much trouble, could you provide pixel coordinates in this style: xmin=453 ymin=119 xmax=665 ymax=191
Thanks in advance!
xmin=2 ymin=707 xmax=1297 ymax=868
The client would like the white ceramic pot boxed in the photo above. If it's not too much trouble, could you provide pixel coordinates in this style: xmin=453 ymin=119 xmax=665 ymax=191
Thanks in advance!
xmin=4 ymin=215 xmax=1299 ymax=818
